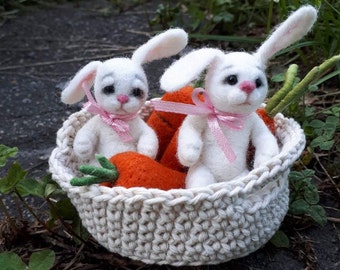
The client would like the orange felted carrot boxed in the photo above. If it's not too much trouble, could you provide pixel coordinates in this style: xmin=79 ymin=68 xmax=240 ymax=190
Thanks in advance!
xmin=160 ymin=129 xmax=187 ymax=172
xmin=256 ymin=108 xmax=276 ymax=134
xmin=147 ymin=85 xmax=195 ymax=160
xmin=247 ymin=108 xmax=276 ymax=166
xmin=71 ymin=153 xmax=186 ymax=190
xmin=109 ymin=152 xmax=185 ymax=189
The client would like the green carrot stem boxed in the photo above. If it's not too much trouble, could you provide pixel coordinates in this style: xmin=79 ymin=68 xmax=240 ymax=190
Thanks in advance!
xmin=268 ymin=54 xmax=340 ymax=117
xmin=71 ymin=176 xmax=109 ymax=186
xmin=79 ymin=164 xmax=118 ymax=179
xmin=95 ymin=154 xmax=116 ymax=170
xmin=266 ymin=64 xmax=298 ymax=114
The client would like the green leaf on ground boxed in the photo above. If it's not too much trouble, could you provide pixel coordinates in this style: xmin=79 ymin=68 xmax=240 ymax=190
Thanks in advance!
xmin=0 ymin=252 xmax=26 ymax=270
xmin=270 ymin=230 xmax=290 ymax=248
xmin=0 ymin=145 xmax=18 ymax=167
xmin=28 ymin=249 xmax=55 ymax=270
xmin=307 ymin=205 xmax=327 ymax=226
xmin=0 ymin=162 xmax=27 ymax=194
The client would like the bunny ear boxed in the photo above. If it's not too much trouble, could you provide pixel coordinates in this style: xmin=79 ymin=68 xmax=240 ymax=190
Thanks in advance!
xmin=61 ymin=61 xmax=101 ymax=104
xmin=255 ymin=5 xmax=317 ymax=67
xmin=131 ymin=28 xmax=188 ymax=64
xmin=160 ymin=48 xmax=224 ymax=92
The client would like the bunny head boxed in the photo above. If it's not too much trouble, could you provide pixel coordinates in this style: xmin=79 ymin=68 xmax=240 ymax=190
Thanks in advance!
xmin=161 ymin=5 xmax=317 ymax=115
xmin=204 ymin=50 xmax=269 ymax=114
xmin=91 ymin=58 xmax=148 ymax=115
xmin=61 ymin=28 xmax=188 ymax=115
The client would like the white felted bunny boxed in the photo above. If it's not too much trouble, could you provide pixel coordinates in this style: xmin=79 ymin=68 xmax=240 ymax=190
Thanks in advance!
xmin=61 ymin=28 xmax=188 ymax=164
xmin=159 ymin=6 xmax=317 ymax=188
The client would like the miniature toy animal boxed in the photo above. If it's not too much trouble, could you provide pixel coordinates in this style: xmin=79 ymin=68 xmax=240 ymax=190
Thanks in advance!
xmin=61 ymin=28 xmax=188 ymax=164
xmin=159 ymin=6 xmax=317 ymax=188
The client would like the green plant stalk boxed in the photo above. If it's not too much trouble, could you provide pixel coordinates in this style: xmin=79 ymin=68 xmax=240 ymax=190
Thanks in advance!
xmin=266 ymin=0 xmax=274 ymax=34
xmin=0 ymin=194 xmax=18 ymax=231
xmin=266 ymin=64 xmax=299 ymax=114
xmin=189 ymin=33 xmax=262 ymax=43
xmin=14 ymin=188 xmax=46 ymax=226
xmin=268 ymin=54 xmax=340 ymax=117
xmin=45 ymin=197 xmax=87 ymax=244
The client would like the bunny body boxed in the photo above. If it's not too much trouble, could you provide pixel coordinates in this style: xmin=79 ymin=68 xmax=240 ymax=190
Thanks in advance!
xmin=74 ymin=115 xmax=157 ymax=161
xmin=179 ymin=52 xmax=278 ymax=187
xmin=61 ymin=29 xmax=188 ymax=164
xmin=160 ymin=6 xmax=317 ymax=188
xmin=180 ymin=112 xmax=277 ymax=188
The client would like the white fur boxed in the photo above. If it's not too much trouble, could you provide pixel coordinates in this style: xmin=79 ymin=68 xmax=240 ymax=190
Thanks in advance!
xmin=61 ymin=29 xmax=188 ymax=164
xmin=160 ymin=6 xmax=317 ymax=188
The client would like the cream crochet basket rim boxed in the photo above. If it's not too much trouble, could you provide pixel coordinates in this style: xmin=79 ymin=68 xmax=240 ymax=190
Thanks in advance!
xmin=49 ymin=103 xmax=306 ymax=266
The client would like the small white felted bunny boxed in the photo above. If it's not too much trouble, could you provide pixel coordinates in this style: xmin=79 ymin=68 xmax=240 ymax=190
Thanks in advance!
xmin=61 ymin=28 xmax=188 ymax=164
xmin=159 ymin=6 xmax=317 ymax=188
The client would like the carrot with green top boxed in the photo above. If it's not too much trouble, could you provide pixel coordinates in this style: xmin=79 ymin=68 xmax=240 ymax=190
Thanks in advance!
xmin=71 ymin=153 xmax=186 ymax=190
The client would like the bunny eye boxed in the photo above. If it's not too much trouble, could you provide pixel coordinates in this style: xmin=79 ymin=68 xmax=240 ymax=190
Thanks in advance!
xmin=103 ymin=85 xmax=115 ymax=95
xmin=255 ymin=78 xmax=263 ymax=88
xmin=131 ymin=88 xmax=144 ymax=98
xmin=224 ymin=75 xmax=238 ymax=85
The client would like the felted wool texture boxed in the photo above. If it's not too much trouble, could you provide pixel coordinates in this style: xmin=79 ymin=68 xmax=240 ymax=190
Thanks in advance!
xmin=59 ymin=29 xmax=188 ymax=165
xmin=147 ymin=85 xmax=195 ymax=160
xmin=160 ymin=129 xmax=187 ymax=172
xmin=159 ymin=5 xmax=317 ymax=189
xmin=49 ymin=107 xmax=306 ymax=266
xmin=107 ymin=152 xmax=185 ymax=190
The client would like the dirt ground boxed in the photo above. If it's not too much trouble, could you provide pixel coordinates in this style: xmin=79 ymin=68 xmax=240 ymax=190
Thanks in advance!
xmin=0 ymin=0 xmax=339 ymax=269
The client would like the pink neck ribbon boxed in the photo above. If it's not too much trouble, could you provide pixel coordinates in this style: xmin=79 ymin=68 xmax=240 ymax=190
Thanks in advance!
xmin=151 ymin=88 xmax=250 ymax=163
xmin=81 ymin=82 xmax=137 ymax=142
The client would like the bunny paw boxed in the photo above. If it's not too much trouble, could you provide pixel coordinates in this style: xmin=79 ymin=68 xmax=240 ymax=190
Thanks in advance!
xmin=74 ymin=140 xmax=94 ymax=160
xmin=178 ymin=143 xmax=202 ymax=167
xmin=138 ymin=145 xmax=157 ymax=159
xmin=253 ymin=153 xmax=277 ymax=168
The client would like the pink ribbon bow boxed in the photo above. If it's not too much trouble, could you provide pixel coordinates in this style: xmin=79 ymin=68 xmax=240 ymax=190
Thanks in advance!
xmin=81 ymin=82 xmax=137 ymax=142
xmin=151 ymin=88 xmax=249 ymax=163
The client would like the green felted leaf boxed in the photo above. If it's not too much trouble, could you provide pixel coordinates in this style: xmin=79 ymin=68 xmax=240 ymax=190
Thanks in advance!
xmin=71 ymin=176 xmax=106 ymax=186
xmin=96 ymin=154 xmax=116 ymax=170
xmin=79 ymin=165 xmax=117 ymax=179
xmin=28 ymin=250 xmax=55 ymax=270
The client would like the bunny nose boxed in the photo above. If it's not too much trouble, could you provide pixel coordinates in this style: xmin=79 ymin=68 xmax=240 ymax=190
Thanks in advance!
xmin=240 ymin=81 xmax=256 ymax=94
xmin=117 ymin=94 xmax=129 ymax=104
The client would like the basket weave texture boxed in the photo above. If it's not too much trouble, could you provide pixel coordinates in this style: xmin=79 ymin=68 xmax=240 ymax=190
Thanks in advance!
xmin=49 ymin=105 xmax=306 ymax=266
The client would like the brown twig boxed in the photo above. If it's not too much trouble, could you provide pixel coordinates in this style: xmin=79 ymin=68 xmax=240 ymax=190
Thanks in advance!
xmin=314 ymin=153 xmax=340 ymax=197
xmin=327 ymin=217 xmax=340 ymax=223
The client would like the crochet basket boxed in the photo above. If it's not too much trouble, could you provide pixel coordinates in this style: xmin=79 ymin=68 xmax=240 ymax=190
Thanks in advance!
xmin=49 ymin=104 xmax=306 ymax=266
